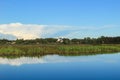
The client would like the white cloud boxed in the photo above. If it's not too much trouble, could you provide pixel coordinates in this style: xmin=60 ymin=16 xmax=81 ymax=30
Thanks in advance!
xmin=0 ymin=22 xmax=119 ymax=39
xmin=0 ymin=23 xmax=70 ymax=39
xmin=0 ymin=23 xmax=44 ymax=39
xmin=0 ymin=33 xmax=17 ymax=40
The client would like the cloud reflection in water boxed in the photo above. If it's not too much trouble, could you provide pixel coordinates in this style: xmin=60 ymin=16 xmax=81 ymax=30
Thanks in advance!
xmin=0 ymin=53 xmax=119 ymax=66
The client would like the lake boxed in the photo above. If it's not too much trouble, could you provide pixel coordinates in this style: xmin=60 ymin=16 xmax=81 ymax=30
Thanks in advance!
xmin=0 ymin=53 xmax=120 ymax=80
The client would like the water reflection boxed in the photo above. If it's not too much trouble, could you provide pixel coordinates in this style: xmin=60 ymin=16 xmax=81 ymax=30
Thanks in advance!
xmin=0 ymin=53 xmax=120 ymax=66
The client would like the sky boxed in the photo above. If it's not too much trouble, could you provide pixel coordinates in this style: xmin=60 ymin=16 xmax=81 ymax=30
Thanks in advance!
xmin=0 ymin=0 xmax=120 ymax=39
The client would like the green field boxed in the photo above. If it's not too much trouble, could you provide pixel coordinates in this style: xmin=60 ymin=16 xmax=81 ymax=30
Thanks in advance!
xmin=0 ymin=44 xmax=120 ymax=58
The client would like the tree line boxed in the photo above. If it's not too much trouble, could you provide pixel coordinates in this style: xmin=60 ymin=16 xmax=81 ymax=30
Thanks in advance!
xmin=0 ymin=36 xmax=120 ymax=45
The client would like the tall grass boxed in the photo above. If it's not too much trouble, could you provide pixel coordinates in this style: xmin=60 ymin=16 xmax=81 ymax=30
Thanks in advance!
xmin=0 ymin=44 xmax=120 ymax=57
xmin=58 ymin=45 xmax=120 ymax=55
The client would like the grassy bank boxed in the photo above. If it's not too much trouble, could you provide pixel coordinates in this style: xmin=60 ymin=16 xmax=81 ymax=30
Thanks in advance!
xmin=0 ymin=44 xmax=120 ymax=57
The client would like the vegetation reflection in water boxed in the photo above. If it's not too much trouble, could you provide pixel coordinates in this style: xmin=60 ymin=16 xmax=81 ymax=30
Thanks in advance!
xmin=0 ymin=52 xmax=120 ymax=66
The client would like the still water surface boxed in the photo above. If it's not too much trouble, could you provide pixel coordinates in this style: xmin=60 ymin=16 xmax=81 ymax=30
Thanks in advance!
xmin=0 ymin=53 xmax=120 ymax=80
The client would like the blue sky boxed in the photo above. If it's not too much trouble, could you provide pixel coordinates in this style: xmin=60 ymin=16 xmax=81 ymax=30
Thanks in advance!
xmin=0 ymin=0 xmax=120 ymax=39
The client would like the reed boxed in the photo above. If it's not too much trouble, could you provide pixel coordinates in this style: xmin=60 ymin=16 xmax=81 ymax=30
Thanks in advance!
xmin=0 ymin=44 xmax=120 ymax=57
